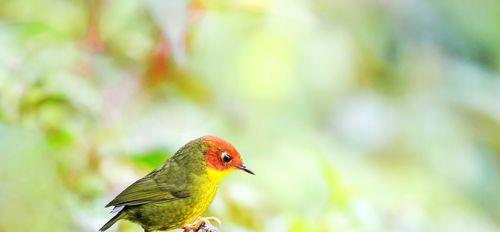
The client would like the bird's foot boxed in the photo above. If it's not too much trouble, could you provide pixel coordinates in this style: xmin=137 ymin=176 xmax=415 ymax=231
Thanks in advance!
xmin=183 ymin=217 xmax=221 ymax=232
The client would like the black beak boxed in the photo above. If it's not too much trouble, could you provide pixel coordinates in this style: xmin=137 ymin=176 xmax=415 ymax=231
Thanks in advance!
xmin=236 ymin=165 xmax=255 ymax=175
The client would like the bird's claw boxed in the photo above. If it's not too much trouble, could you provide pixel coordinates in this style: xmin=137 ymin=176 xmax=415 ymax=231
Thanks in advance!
xmin=183 ymin=217 xmax=221 ymax=232
xmin=201 ymin=216 xmax=221 ymax=225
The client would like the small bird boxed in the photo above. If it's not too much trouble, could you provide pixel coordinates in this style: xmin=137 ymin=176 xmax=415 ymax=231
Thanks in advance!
xmin=100 ymin=136 xmax=254 ymax=232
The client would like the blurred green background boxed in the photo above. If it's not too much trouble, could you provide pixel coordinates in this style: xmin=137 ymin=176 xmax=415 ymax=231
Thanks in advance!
xmin=1 ymin=0 xmax=500 ymax=231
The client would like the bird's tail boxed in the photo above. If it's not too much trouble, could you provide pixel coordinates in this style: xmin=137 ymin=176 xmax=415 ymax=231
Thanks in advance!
xmin=99 ymin=211 xmax=125 ymax=231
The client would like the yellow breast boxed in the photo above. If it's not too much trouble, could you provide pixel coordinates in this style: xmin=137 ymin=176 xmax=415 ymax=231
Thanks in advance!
xmin=181 ymin=167 xmax=234 ymax=225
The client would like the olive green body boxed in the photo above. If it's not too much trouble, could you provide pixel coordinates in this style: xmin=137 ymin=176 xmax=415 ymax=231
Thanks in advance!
xmin=100 ymin=139 xmax=223 ymax=232
xmin=124 ymin=181 xmax=218 ymax=231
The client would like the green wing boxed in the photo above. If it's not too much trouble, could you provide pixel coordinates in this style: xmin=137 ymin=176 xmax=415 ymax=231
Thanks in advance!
xmin=105 ymin=164 xmax=190 ymax=207
xmin=105 ymin=140 xmax=205 ymax=208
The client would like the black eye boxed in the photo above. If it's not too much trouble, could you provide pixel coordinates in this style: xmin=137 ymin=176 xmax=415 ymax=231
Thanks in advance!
xmin=221 ymin=152 xmax=232 ymax=163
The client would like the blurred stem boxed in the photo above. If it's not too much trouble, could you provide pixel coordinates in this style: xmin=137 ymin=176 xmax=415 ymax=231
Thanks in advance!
xmin=85 ymin=0 xmax=104 ymax=52
xmin=143 ymin=35 xmax=171 ymax=86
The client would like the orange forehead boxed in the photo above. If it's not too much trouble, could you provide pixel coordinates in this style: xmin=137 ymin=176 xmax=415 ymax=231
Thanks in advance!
xmin=202 ymin=136 xmax=242 ymax=170
xmin=201 ymin=136 xmax=238 ymax=153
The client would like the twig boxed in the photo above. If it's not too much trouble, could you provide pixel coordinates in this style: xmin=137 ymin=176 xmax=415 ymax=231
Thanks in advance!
xmin=195 ymin=221 xmax=220 ymax=232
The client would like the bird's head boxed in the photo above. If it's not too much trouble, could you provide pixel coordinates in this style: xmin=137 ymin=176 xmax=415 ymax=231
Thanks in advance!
xmin=201 ymin=136 xmax=254 ymax=176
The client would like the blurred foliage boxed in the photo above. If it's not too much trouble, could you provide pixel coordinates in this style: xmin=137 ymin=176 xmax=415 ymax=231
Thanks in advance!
xmin=1 ymin=0 xmax=500 ymax=232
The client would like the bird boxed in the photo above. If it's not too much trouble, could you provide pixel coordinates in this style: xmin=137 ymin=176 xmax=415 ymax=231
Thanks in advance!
xmin=99 ymin=136 xmax=254 ymax=232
